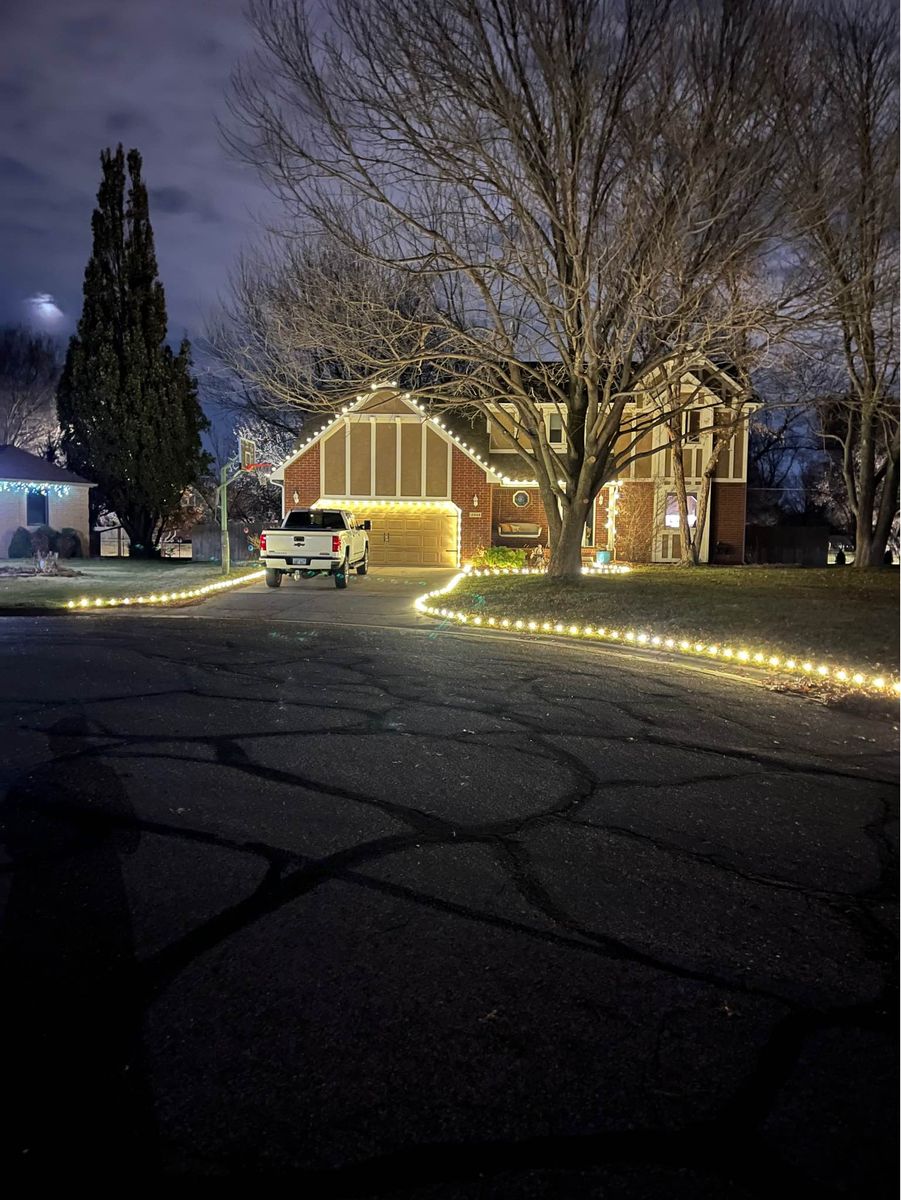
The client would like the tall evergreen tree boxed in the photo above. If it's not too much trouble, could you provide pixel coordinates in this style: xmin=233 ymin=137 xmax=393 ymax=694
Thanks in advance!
xmin=58 ymin=146 xmax=209 ymax=557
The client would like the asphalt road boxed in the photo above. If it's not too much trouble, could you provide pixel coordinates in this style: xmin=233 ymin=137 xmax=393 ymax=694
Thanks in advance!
xmin=0 ymin=569 xmax=897 ymax=1193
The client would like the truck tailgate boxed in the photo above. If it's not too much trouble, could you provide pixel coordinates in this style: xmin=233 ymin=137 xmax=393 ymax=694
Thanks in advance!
xmin=264 ymin=530 xmax=336 ymax=557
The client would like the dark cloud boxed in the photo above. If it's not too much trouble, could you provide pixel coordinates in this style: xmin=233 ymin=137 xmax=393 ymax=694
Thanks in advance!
xmin=0 ymin=155 xmax=46 ymax=186
xmin=0 ymin=0 xmax=272 ymax=341
xmin=105 ymin=108 xmax=152 ymax=136
xmin=150 ymin=186 xmax=221 ymax=223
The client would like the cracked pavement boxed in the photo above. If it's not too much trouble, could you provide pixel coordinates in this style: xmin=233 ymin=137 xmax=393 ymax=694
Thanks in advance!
xmin=0 ymin=569 xmax=897 ymax=1193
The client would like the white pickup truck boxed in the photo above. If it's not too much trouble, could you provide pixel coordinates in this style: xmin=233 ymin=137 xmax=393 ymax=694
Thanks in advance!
xmin=260 ymin=509 xmax=371 ymax=589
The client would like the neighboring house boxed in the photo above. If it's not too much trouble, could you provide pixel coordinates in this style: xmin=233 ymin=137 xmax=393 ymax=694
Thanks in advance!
xmin=0 ymin=445 xmax=93 ymax=558
xmin=271 ymin=370 xmax=751 ymax=568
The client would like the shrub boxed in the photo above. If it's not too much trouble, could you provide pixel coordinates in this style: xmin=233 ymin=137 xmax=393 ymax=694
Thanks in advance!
xmin=469 ymin=545 xmax=527 ymax=569
xmin=57 ymin=528 xmax=83 ymax=558
xmin=8 ymin=527 xmax=33 ymax=558
xmin=31 ymin=525 xmax=60 ymax=555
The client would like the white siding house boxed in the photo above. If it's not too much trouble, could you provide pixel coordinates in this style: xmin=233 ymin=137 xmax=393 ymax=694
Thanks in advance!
xmin=0 ymin=445 xmax=93 ymax=558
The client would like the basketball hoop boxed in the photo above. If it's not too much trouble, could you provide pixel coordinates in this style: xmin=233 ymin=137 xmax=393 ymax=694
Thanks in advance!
xmin=243 ymin=461 xmax=273 ymax=485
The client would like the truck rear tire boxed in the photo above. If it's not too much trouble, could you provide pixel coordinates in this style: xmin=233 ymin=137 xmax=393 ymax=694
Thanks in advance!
xmin=334 ymin=556 xmax=349 ymax=589
xmin=265 ymin=569 xmax=282 ymax=588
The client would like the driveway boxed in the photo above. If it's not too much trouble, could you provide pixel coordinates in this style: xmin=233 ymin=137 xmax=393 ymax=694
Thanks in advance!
xmin=194 ymin=564 xmax=455 ymax=630
xmin=0 ymin=569 xmax=896 ymax=1191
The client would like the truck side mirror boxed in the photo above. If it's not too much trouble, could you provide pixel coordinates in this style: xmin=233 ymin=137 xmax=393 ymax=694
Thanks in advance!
xmin=361 ymin=520 xmax=372 ymax=531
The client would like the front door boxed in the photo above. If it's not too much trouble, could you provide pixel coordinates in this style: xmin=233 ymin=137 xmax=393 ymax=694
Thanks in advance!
xmin=653 ymin=485 xmax=709 ymax=563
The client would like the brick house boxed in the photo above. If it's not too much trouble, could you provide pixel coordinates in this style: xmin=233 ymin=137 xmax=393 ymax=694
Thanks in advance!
xmin=0 ymin=445 xmax=93 ymax=558
xmin=271 ymin=371 xmax=751 ymax=568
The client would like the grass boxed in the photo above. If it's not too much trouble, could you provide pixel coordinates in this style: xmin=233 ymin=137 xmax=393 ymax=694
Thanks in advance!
xmin=0 ymin=558 xmax=260 ymax=610
xmin=449 ymin=566 xmax=899 ymax=673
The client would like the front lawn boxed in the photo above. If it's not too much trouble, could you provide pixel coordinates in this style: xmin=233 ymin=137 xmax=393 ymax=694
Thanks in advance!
xmin=449 ymin=566 xmax=899 ymax=673
xmin=0 ymin=558 xmax=260 ymax=610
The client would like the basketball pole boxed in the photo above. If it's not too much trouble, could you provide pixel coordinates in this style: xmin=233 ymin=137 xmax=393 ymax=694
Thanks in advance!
xmin=219 ymin=455 xmax=272 ymax=575
xmin=220 ymin=462 xmax=231 ymax=576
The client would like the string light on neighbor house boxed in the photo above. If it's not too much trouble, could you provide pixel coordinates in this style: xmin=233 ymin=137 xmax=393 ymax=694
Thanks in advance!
xmin=413 ymin=571 xmax=899 ymax=697
xmin=64 ymin=570 xmax=265 ymax=612
xmin=0 ymin=481 xmax=71 ymax=496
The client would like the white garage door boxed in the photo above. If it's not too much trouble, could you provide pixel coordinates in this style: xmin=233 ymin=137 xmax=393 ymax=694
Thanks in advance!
xmin=359 ymin=511 xmax=458 ymax=567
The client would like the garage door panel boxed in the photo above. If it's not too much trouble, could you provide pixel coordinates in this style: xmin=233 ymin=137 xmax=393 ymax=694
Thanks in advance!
xmin=356 ymin=509 xmax=458 ymax=566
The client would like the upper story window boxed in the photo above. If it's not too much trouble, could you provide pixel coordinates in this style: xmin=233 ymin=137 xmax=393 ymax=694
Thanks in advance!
xmin=547 ymin=411 xmax=565 ymax=446
xmin=682 ymin=409 xmax=702 ymax=442
xmin=487 ymin=403 xmax=565 ymax=452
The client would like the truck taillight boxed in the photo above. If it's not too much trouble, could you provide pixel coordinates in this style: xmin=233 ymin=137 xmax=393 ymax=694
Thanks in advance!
xmin=259 ymin=533 xmax=267 ymax=551
xmin=331 ymin=535 xmax=341 ymax=553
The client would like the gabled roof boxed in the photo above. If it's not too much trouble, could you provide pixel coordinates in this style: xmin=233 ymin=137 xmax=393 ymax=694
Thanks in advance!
xmin=270 ymin=387 xmax=506 ymax=484
xmin=0 ymin=445 xmax=93 ymax=485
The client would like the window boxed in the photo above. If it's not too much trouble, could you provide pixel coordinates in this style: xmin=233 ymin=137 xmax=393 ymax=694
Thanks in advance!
xmin=664 ymin=492 xmax=697 ymax=528
xmin=283 ymin=509 xmax=346 ymax=530
xmin=26 ymin=490 xmax=48 ymax=526
xmin=682 ymin=409 xmax=702 ymax=442
xmin=512 ymin=490 xmax=530 ymax=508
xmin=547 ymin=412 xmax=565 ymax=445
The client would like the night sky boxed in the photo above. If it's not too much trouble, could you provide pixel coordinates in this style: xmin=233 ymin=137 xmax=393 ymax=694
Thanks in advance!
xmin=1 ymin=0 xmax=270 ymax=343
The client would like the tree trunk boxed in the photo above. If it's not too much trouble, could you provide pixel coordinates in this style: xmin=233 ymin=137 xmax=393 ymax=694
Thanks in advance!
xmin=692 ymin=470 xmax=716 ymax=566
xmin=668 ymin=426 xmax=695 ymax=566
xmin=546 ymin=510 xmax=586 ymax=577
xmin=123 ymin=511 xmax=161 ymax=559
xmin=851 ymin=412 xmax=877 ymax=569
xmin=868 ymin=445 xmax=900 ymax=566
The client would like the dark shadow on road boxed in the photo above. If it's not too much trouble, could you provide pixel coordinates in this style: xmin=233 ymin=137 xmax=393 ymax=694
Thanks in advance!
xmin=0 ymin=715 xmax=158 ymax=1177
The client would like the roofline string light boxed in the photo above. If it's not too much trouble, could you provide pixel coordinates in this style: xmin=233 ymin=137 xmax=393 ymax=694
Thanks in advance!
xmin=0 ymin=481 xmax=72 ymax=496
xmin=271 ymin=383 xmax=545 ymax=489
xmin=414 ymin=568 xmax=900 ymax=698
xmin=312 ymin=497 xmax=460 ymax=513
xmin=64 ymin=570 xmax=265 ymax=611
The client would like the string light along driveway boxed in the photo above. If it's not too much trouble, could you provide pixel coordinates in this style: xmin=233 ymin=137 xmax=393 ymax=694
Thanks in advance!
xmin=1 ymin=569 xmax=896 ymax=1192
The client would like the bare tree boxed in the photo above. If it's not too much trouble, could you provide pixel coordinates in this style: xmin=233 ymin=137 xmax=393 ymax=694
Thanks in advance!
xmin=780 ymin=0 xmax=899 ymax=568
xmin=226 ymin=0 xmax=794 ymax=575
xmin=662 ymin=378 xmax=752 ymax=565
xmin=0 ymin=326 xmax=60 ymax=450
